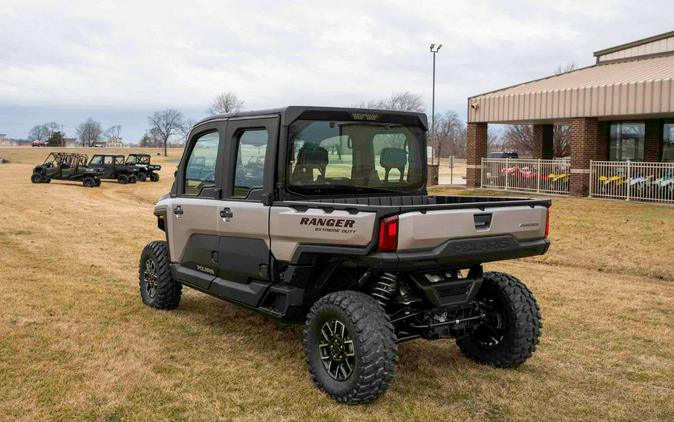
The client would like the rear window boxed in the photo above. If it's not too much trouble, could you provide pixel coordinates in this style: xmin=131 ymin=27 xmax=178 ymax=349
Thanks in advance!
xmin=287 ymin=120 xmax=425 ymax=194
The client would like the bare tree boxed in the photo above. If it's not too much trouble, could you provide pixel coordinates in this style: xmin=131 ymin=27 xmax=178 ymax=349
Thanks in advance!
xmin=553 ymin=124 xmax=571 ymax=157
xmin=76 ymin=118 xmax=103 ymax=147
xmin=104 ymin=124 xmax=122 ymax=140
xmin=180 ymin=118 xmax=196 ymax=141
xmin=431 ymin=111 xmax=467 ymax=158
xmin=28 ymin=122 xmax=61 ymax=141
xmin=359 ymin=91 xmax=425 ymax=112
xmin=554 ymin=62 xmax=577 ymax=75
xmin=502 ymin=125 xmax=534 ymax=156
xmin=208 ymin=92 xmax=244 ymax=115
xmin=148 ymin=109 xmax=185 ymax=156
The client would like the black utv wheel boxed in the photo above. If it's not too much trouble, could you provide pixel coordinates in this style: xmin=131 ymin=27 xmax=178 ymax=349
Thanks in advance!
xmin=139 ymin=241 xmax=181 ymax=309
xmin=117 ymin=174 xmax=129 ymax=184
xmin=94 ymin=178 xmax=101 ymax=187
xmin=128 ymin=175 xmax=137 ymax=183
xmin=137 ymin=172 xmax=147 ymax=182
xmin=304 ymin=291 xmax=397 ymax=404
xmin=149 ymin=173 xmax=159 ymax=182
xmin=457 ymin=272 xmax=541 ymax=368
xmin=82 ymin=176 xmax=96 ymax=187
xmin=31 ymin=173 xmax=42 ymax=183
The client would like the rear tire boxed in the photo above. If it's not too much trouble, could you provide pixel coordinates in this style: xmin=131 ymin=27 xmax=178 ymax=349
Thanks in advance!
xmin=117 ymin=174 xmax=128 ymax=184
xmin=137 ymin=172 xmax=147 ymax=182
xmin=82 ymin=176 xmax=96 ymax=187
xmin=456 ymin=272 xmax=541 ymax=368
xmin=139 ymin=241 xmax=181 ymax=310
xmin=304 ymin=291 xmax=397 ymax=404
xmin=128 ymin=175 xmax=137 ymax=183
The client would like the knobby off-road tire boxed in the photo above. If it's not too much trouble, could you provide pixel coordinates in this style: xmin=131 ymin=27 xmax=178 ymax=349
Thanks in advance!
xmin=139 ymin=241 xmax=181 ymax=310
xmin=118 ymin=174 xmax=129 ymax=184
xmin=137 ymin=172 xmax=148 ymax=182
xmin=457 ymin=272 xmax=541 ymax=368
xmin=82 ymin=176 xmax=96 ymax=187
xmin=128 ymin=175 xmax=137 ymax=184
xmin=304 ymin=291 xmax=398 ymax=404
xmin=31 ymin=173 xmax=42 ymax=183
xmin=150 ymin=173 xmax=160 ymax=182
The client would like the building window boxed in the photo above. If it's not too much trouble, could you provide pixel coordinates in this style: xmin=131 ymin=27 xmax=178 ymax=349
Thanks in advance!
xmin=663 ymin=121 xmax=674 ymax=163
xmin=609 ymin=122 xmax=644 ymax=161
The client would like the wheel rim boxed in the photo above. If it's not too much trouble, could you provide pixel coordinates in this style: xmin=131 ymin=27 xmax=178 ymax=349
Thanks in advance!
xmin=472 ymin=298 xmax=506 ymax=349
xmin=143 ymin=258 xmax=159 ymax=298
xmin=318 ymin=319 xmax=355 ymax=381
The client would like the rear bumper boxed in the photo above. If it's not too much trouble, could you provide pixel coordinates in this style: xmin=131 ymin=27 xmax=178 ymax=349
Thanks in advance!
xmin=362 ymin=235 xmax=550 ymax=271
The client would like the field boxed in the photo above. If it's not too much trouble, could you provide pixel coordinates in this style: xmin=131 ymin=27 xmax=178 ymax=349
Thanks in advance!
xmin=1 ymin=147 xmax=673 ymax=421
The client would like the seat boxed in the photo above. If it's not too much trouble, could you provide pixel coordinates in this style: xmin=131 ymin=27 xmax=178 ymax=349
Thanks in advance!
xmin=292 ymin=145 xmax=329 ymax=183
xmin=380 ymin=148 xmax=407 ymax=182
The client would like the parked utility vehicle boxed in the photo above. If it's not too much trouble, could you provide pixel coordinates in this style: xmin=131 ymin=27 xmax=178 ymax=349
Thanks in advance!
xmin=139 ymin=107 xmax=550 ymax=403
xmin=31 ymin=152 xmax=102 ymax=187
xmin=88 ymin=154 xmax=138 ymax=184
xmin=126 ymin=153 xmax=161 ymax=182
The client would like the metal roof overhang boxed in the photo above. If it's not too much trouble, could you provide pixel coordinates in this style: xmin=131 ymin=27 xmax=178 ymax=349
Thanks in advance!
xmin=468 ymin=54 xmax=674 ymax=124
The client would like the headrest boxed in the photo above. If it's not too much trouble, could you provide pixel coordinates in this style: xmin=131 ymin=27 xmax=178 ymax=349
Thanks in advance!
xmin=380 ymin=148 xmax=407 ymax=169
xmin=297 ymin=145 xmax=328 ymax=167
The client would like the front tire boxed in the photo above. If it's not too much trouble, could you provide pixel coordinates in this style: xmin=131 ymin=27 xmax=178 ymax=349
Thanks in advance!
xmin=304 ymin=291 xmax=397 ymax=404
xmin=128 ymin=175 xmax=137 ymax=183
xmin=139 ymin=241 xmax=181 ymax=309
xmin=31 ymin=173 xmax=42 ymax=183
xmin=117 ymin=174 xmax=128 ymax=184
xmin=150 ymin=173 xmax=159 ymax=182
xmin=137 ymin=172 xmax=148 ymax=182
xmin=457 ymin=272 xmax=541 ymax=368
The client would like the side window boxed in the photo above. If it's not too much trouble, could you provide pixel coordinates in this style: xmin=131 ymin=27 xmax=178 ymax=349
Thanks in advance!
xmin=104 ymin=156 xmax=114 ymax=165
xmin=90 ymin=156 xmax=102 ymax=165
xmin=233 ymin=128 xmax=269 ymax=198
xmin=184 ymin=131 xmax=220 ymax=195
xmin=115 ymin=156 xmax=124 ymax=165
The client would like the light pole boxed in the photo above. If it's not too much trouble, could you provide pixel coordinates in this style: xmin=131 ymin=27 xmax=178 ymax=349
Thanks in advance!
xmin=430 ymin=43 xmax=442 ymax=158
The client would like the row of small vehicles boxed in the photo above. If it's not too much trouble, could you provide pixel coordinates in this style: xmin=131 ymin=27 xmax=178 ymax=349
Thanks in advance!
xmin=31 ymin=152 xmax=161 ymax=187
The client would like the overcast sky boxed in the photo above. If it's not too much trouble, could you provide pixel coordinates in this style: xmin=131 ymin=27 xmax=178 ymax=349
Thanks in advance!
xmin=1 ymin=0 xmax=672 ymax=141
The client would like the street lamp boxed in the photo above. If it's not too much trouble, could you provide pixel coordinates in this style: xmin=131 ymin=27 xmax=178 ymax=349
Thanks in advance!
xmin=430 ymin=43 xmax=442 ymax=145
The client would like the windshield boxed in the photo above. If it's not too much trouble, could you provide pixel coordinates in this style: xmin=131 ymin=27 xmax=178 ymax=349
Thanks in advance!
xmin=287 ymin=120 xmax=425 ymax=194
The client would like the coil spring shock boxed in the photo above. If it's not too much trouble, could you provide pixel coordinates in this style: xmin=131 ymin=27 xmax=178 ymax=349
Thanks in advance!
xmin=371 ymin=273 xmax=399 ymax=308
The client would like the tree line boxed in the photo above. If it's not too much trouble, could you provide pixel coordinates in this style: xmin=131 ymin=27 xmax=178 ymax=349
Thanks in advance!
xmin=26 ymin=86 xmax=572 ymax=158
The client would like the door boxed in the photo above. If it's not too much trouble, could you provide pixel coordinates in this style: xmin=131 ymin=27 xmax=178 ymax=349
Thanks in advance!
xmin=212 ymin=118 xmax=279 ymax=291
xmin=169 ymin=124 xmax=224 ymax=290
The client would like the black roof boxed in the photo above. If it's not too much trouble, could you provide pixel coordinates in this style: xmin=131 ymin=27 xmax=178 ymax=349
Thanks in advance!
xmin=193 ymin=106 xmax=428 ymax=131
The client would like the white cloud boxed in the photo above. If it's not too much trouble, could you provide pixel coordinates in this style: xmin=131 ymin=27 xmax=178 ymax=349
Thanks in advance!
xmin=0 ymin=0 xmax=672 ymax=138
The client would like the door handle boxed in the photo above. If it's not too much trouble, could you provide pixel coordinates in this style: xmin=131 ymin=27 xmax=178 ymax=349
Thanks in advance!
xmin=220 ymin=207 xmax=234 ymax=219
xmin=173 ymin=205 xmax=183 ymax=215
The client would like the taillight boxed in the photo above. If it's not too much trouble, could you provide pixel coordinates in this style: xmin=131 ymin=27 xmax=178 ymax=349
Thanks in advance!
xmin=378 ymin=216 xmax=398 ymax=252
xmin=545 ymin=208 xmax=550 ymax=239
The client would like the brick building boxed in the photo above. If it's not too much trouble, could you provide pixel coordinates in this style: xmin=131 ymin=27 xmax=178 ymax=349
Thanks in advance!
xmin=466 ymin=30 xmax=674 ymax=196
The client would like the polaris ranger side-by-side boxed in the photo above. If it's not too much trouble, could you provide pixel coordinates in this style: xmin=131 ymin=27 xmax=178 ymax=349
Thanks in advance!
xmin=31 ymin=152 xmax=102 ymax=187
xmin=88 ymin=154 xmax=138 ymax=184
xmin=139 ymin=107 xmax=550 ymax=403
xmin=126 ymin=153 xmax=161 ymax=182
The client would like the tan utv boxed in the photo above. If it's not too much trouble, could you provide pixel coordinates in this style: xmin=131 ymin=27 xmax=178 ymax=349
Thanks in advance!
xmin=138 ymin=106 xmax=550 ymax=404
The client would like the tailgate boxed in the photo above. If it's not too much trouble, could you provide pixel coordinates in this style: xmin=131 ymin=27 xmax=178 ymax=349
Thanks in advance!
xmin=397 ymin=205 xmax=547 ymax=252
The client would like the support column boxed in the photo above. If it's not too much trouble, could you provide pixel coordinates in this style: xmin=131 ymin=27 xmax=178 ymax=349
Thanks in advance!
xmin=466 ymin=122 xmax=488 ymax=188
xmin=570 ymin=117 xmax=599 ymax=196
xmin=532 ymin=124 xmax=554 ymax=159
xmin=644 ymin=119 xmax=663 ymax=162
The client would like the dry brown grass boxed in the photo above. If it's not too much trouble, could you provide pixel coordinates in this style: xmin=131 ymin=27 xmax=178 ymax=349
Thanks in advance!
xmin=1 ymin=147 xmax=673 ymax=421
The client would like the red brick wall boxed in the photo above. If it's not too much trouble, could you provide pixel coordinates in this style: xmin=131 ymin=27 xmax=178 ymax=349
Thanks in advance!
xmin=644 ymin=120 xmax=663 ymax=162
xmin=570 ymin=117 xmax=599 ymax=196
xmin=466 ymin=122 xmax=488 ymax=188
xmin=532 ymin=125 xmax=544 ymax=159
